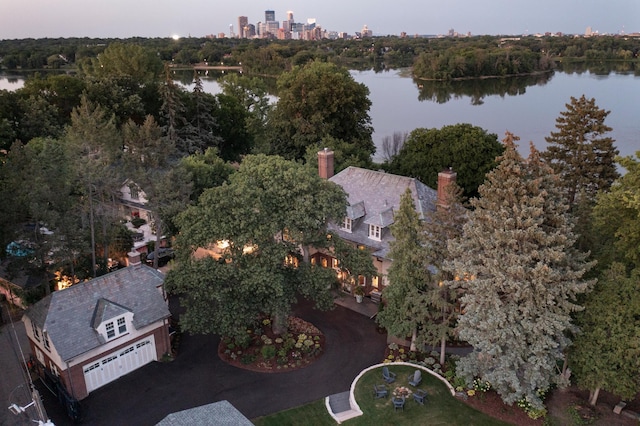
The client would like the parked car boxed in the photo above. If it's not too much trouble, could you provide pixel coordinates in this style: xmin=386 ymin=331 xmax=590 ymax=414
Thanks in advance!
xmin=145 ymin=248 xmax=174 ymax=266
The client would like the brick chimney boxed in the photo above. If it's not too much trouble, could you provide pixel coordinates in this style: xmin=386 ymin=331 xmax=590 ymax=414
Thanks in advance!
xmin=127 ymin=250 xmax=142 ymax=267
xmin=318 ymin=148 xmax=334 ymax=179
xmin=436 ymin=168 xmax=457 ymax=210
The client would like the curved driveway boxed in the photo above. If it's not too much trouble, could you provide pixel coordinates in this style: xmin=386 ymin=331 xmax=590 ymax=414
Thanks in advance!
xmin=43 ymin=298 xmax=388 ymax=426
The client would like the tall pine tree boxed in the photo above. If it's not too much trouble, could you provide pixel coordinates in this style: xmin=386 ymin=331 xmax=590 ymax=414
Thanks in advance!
xmin=542 ymin=95 xmax=619 ymax=207
xmin=376 ymin=188 xmax=432 ymax=351
xmin=446 ymin=132 xmax=593 ymax=411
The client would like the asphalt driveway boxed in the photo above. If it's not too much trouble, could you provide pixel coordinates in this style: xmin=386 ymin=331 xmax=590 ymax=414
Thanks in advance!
xmin=41 ymin=297 xmax=388 ymax=425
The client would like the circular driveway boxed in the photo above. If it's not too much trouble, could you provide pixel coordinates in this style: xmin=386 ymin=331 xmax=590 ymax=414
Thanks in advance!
xmin=43 ymin=298 xmax=388 ymax=425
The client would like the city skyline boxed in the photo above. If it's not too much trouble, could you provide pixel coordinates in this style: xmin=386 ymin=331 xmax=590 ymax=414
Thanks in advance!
xmin=2 ymin=0 xmax=639 ymax=40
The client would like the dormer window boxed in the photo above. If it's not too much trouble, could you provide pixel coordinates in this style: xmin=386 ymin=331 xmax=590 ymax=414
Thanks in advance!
xmin=129 ymin=185 xmax=139 ymax=200
xmin=104 ymin=316 xmax=128 ymax=341
xmin=341 ymin=217 xmax=352 ymax=232
xmin=369 ymin=224 xmax=381 ymax=241
xmin=43 ymin=331 xmax=51 ymax=351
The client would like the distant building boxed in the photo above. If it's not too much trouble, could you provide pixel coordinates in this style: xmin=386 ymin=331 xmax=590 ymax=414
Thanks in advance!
xmin=238 ymin=16 xmax=248 ymax=38
xmin=265 ymin=10 xmax=275 ymax=22
xmin=361 ymin=24 xmax=372 ymax=37
xmin=585 ymin=26 xmax=593 ymax=37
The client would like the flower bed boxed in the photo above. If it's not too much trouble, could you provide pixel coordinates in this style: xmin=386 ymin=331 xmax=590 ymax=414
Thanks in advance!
xmin=218 ymin=316 xmax=325 ymax=373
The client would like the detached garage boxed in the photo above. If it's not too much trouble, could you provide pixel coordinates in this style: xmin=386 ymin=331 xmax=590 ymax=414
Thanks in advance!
xmin=24 ymin=255 xmax=171 ymax=400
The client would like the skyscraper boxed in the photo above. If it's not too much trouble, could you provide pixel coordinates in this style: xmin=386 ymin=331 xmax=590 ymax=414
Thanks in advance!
xmin=265 ymin=10 xmax=275 ymax=22
xmin=238 ymin=16 xmax=248 ymax=38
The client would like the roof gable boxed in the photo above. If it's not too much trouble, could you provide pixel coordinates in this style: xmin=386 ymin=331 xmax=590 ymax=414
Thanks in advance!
xmin=90 ymin=298 xmax=132 ymax=330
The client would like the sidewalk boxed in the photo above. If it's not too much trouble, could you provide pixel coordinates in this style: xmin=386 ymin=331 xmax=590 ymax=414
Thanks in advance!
xmin=333 ymin=292 xmax=379 ymax=319
xmin=0 ymin=306 xmax=37 ymax=426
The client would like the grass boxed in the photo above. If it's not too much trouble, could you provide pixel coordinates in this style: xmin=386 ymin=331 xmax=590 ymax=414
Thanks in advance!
xmin=253 ymin=365 xmax=513 ymax=426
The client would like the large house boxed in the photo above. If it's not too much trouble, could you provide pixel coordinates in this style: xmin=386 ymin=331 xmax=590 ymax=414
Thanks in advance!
xmin=22 ymin=253 xmax=171 ymax=400
xmin=310 ymin=149 xmax=456 ymax=297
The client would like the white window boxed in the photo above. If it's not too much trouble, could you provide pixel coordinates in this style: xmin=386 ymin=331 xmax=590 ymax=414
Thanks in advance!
xmin=117 ymin=317 xmax=127 ymax=334
xmin=43 ymin=332 xmax=51 ymax=351
xmin=129 ymin=185 xmax=139 ymax=200
xmin=35 ymin=348 xmax=44 ymax=365
xmin=106 ymin=322 xmax=115 ymax=339
xmin=341 ymin=217 xmax=352 ymax=232
xmin=369 ymin=224 xmax=381 ymax=241
xmin=104 ymin=316 xmax=128 ymax=340
xmin=31 ymin=320 xmax=40 ymax=341
xmin=49 ymin=361 xmax=59 ymax=377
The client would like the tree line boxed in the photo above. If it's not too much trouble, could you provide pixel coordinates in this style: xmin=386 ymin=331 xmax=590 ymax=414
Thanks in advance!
xmin=1 ymin=34 xmax=638 ymax=78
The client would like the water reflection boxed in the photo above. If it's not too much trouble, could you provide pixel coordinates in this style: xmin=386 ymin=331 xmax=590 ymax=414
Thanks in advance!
xmin=413 ymin=72 xmax=554 ymax=105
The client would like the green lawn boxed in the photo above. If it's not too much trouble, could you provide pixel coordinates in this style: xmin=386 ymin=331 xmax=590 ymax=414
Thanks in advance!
xmin=252 ymin=365 xmax=513 ymax=426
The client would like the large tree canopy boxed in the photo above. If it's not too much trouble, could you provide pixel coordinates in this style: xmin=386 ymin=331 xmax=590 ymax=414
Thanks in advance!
xmin=542 ymin=95 xmax=619 ymax=207
xmin=165 ymin=155 xmax=348 ymax=338
xmin=445 ymin=133 xmax=593 ymax=411
xmin=265 ymin=60 xmax=374 ymax=161
xmin=386 ymin=123 xmax=504 ymax=199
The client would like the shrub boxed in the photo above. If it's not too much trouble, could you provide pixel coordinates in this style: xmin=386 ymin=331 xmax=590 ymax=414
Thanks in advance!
xmin=241 ymin=354 xmax=256 ymax=364
xmin=131 ymin=217 xmax=146 ymax=228
xmin=261 ymin=344 xmax=276 ymax=359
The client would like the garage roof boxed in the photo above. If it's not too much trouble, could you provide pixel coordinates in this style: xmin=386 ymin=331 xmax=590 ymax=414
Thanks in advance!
xmin=25 ymin=265 xmax=170 ymax=362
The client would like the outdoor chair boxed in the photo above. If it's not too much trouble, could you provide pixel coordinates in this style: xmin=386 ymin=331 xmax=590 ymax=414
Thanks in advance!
xmin=382 ymin=366 xmax=397 ymax=384
xmin=413 ymin=389 xmax=428 ymax=405
xmin=408 ymin=369 xmax=422 ymax=387
xmin=393 ymin=396 xmax=405 ymax=411
xmin=373 ymin=384 xmax=388 ymax=399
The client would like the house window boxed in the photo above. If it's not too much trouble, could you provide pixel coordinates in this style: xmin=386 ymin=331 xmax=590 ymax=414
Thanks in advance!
xmin=129 ymin=185 xmax=139 ymax=200
xmin=105 ymin=316 xmax=128 ymax=340
xmin=331 ymin=258 xmax=339 ymax=269
xmin=49 ymin=361 xmax=59 ymax=377
xmin=117 ymin=317 xmax=127 ymax=334
xmin=43 ymin=332 xmax=50 ymax=351
xmin=369 ymin=224 xmax=381 ymax=241
xmin=106 ymin=322 xmax=115 ymax=339
xmin=35 ymin=348 xmax=44 ymax=365
xmin=31 ymin=321 xmax=40 ymax=341
xmin=341 ymin=217 xmax=352 ymax=232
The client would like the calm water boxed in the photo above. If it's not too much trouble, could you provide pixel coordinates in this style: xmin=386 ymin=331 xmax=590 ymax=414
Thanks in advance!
xmin=3 ymin=69 xmax=639 ymax=162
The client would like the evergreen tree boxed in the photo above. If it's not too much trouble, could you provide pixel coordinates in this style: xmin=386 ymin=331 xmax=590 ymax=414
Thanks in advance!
xmin=65 ymin=96 xmax=122 ymax=277
xmin=422 ymin=178 xmax=467 ymax=364
xmin=445 ymin=132 xmax=593 ymax=411
xmin=376 ymin=188 xmax=431 ymax=351
xmin=569 ymin=263 xmax=640 ymax=406
xmin=542 ymin=95 xmax=619 ymax=207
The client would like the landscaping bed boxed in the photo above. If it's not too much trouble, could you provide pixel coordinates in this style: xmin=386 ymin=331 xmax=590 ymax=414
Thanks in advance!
xmin=218 ymin=316 xmax=325 ymax=372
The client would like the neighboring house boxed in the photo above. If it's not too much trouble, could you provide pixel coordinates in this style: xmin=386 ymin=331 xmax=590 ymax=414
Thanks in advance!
xmin=311 ymin=149 xmax=456 ymax=296
xmin=118 ymin=179 xmax=161 ymax=254
xmin=22 ymin=253 xmax=171 ymax=400
xmin=156 ymin=400 xmax=253 ymax=426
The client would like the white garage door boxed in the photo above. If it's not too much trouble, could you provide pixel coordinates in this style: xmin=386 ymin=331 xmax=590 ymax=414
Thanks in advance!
xmin=83 ymin=335 xmax=157 ymax=394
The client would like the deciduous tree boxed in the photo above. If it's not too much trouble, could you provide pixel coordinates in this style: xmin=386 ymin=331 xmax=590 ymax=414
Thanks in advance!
xmin=165 ymin=155 xmax=348 ymax=338
xmin=387 ymin=124 xmax=503 ymax=199
xmin=266 ymin=60 xmax=374 ymax=161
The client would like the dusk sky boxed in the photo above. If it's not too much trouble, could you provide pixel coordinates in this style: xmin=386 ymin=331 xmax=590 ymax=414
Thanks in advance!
xmin=2 ymin=0 xmax=639 ymax=39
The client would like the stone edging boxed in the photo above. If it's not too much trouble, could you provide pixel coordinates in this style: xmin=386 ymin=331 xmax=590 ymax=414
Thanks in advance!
xmin=326 ymin=361 xmax=456 ymax=423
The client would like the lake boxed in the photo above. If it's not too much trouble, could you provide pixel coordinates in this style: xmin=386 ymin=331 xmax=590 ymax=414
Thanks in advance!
xmin=2 ymin=68 xmax=639 ymax=163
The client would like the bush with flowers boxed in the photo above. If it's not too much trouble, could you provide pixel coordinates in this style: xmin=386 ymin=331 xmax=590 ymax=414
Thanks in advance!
xmin=218 ymin=315 xmax=324 ymax=372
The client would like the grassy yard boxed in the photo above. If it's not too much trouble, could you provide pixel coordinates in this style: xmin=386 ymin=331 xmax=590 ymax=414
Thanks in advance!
xmin=253 ymin=365 xmax=512 ymax=426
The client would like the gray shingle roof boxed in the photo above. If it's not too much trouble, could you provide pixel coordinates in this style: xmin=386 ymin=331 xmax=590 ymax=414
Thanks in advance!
xmin=155 ymin=400 xmax=253 ymax=426
xmin=25 ymin=265 xmax=170 ymax=362
xmin=329 ymin=167 xmax=437 ymax=259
